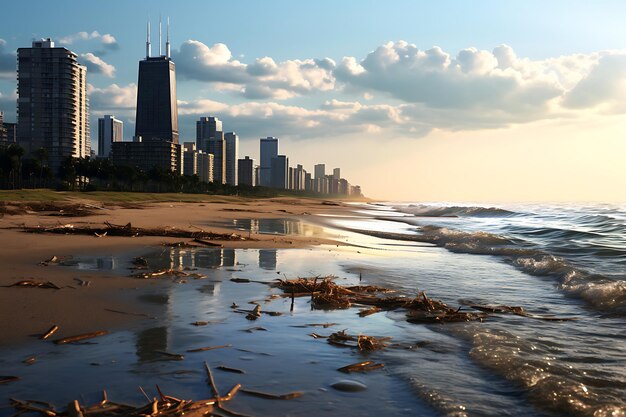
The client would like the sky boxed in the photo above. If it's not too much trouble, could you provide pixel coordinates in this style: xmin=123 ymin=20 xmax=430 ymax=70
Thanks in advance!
xmin=1 ymin=0 xmax=625 ymax=202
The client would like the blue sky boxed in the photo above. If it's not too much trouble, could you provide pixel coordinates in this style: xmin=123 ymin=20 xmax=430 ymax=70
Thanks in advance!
xmin=1 ymin=0 xmax=626 ymax=200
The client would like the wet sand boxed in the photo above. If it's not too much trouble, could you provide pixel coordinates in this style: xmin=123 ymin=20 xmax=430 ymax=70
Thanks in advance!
xmin=0 ymin=196 xmax=357 ymax=345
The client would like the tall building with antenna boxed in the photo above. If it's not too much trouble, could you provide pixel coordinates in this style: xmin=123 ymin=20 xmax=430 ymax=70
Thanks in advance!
xmin=112 ymin=17 xmax=182 ymax=173
xmin=134 ymin=16 xmax=178 ymax=143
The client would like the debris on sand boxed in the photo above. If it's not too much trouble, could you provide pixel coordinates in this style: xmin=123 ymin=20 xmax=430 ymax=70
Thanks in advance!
xmin=337 ymin=361 xmax=385 ymax=373
xmin=275 ymin=277 xmax=485 ymax=324
xmin=0 ymin=376 xmax=20 ymax=384
xmin=39 ymin=324 xmax=59 ymax=340
xmin=8 ymin=362 xmax=251 ymax=416
xmin=240 ymin=388 xmax=303 ymax=400
xmin=54 ymin=330 xmax=109 ymax=345
xmin=131 ymin=268 xmax=206 ymax=280
xmin=327 ymin=330 xmax=391 ymax=351
xmin=3 ymin=279 xmax=61 ymax=290
xmin=0 ymin=201 xmax=101 ymax=217
xmin=466 ymin=303 xmax=578 ymax=321
xmin=21 ymin=221 xmax=256 ymax=242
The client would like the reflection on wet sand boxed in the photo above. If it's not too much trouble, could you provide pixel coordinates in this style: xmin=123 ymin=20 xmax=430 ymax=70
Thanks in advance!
xmin=259 ymin=249 xmax=277 ymax=270
xmin=136 ymin=326 xmax=168 ymax=362
xmin=228 ymin=218 xmax=326 ymax=236
xmin=164 ymin=248 xmax=236 ymax=270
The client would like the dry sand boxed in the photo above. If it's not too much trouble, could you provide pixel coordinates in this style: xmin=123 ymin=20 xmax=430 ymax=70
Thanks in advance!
xmin=0 ymin=196 xmax=358 ymax=346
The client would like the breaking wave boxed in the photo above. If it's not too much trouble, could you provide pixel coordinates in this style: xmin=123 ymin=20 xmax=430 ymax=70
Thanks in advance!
xmin=413 ymin=225 xmax=626 ymax=312
xmin=465 ymin=327 xmax=626 ymax=417
xmin=396 ymin=204 xmax=518 ymax=218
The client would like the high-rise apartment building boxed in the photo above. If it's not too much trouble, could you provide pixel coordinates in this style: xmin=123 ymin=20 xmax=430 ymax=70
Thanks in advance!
xmin=333 ymin=168 xmax=340 ymax=180
xmin=208 ymin=132 xmax=225 ymax=184
xmin=259 ymin=137 xmax=278 ymax=186
xmin=197 ymin=151 xmax=213 ymax=183
xmin=197 ymin=116 xmax=225 ymax=183
xmin=98 ymin=115 xmax=123 ymax=157
xmin=183 ymin=142 xmax=197 ymax=176
xmin=314 ymin=164 xmax=326 ymax=179
xmin=135 ymin=20 xmax=178 ymax=143
xmin=0 ymin=111 xmax=6 ymax=143
xmin=238 ymin=156 xmax=255 ymax=187
xmin=224 ymin=132 xmax=238 ymax=186
xmin=17 ymin=38 xmax=90 ymax=172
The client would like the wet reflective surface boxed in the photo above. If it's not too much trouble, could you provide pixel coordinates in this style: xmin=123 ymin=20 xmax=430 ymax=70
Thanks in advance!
xmin=0 ymin=211 xmax=624 ymax=416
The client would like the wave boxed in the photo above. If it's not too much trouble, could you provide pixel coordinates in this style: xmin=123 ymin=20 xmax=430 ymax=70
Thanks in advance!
xmin=421 ymin=226 xmax=626 ymax=312
xmin=347 ymin=224 xmax=626 ymax=313
xmin=466 ymin=327 xmax=626 ymax=417
xmin=396 ymin=204 xmax=518 ymax=218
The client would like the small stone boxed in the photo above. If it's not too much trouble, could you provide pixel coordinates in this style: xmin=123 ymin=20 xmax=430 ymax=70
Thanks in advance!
xmin=330 ymin=379 xmax=367 ymax=392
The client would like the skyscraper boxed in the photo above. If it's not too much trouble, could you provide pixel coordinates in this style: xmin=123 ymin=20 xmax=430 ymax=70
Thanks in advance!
xmin=98 ymin=115 xmax=123 ymax=157
xmin=17 ymin=38 xmax=89 ymax=172
xmin=112 ymin=19 xmax=181 ymax=174
xmin=259 ymin=137 xmax=278 ymax=186
xmin=224 ymin=132 xmax=239 ymax=186
xmin=270 ymin=155 xmax=288 ymax=189
xmin=314 ymin=164 xmax=326 ymax=179
xmin=196 ymin=116 xmax=222 ymax=152
xmin=135 ymin=18 xmax=178 ymax=143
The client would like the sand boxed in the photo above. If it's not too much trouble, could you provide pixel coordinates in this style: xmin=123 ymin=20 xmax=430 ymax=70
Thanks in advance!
xmin=0 ymin=196 xmax=358 ymax=346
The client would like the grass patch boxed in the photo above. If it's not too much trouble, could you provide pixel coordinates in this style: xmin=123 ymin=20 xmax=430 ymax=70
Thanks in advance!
xmin=0 ymin=189 xmax=245 ymax=204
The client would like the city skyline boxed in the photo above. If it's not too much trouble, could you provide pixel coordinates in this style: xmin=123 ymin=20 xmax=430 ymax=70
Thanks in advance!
xmin=1 ymin=1 xmax=625 ymax=201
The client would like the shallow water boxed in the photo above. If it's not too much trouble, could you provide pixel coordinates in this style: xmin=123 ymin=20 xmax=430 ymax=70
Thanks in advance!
xmin=1 ymin=206 xmax=624 ymax=417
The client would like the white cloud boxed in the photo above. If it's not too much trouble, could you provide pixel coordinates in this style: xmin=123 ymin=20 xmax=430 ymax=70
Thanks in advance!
xmin=80 ymin=53 xmax=116 ymax=77
xmin=87 ymin=83 xmax=136 ymax=111
xmin=177 ymin=97 xmax=416 ymax=140
xmin=0 ymin=90 xmax=17 ymax=116
xmin=173 ymin=40 xmax=336 ymax=99
xmin=563 ymin=53 xmax=626 ymax=112
xmin=87 ymin=41 xmax=626 ymax=143
xmin=58 ymin=31 xmax=119 ymax=53
xmin=0 ymin=39 xmax=16 ymax=79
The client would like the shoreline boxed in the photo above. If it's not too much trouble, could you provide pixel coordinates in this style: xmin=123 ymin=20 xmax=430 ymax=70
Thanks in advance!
xmin=0 ymin=196 xmax=363 ymax=346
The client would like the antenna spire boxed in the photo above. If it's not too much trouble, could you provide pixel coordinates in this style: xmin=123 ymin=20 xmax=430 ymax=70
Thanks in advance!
xmin=166 ymin=17 xmax=171 ymax=58
xmin=159 ymin=15 xmax=162 ymax=56
xmin=146 ymin=18 xmax=151 ymax=58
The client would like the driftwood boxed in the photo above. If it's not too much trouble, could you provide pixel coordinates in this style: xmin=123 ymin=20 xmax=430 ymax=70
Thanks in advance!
xmin=0 ymin=376 xmax=19 ymax=384
xmin=337 ymin=361 xmax=385 ymax=373
xmin=217 ymin=365 xmax=246 ymax=374
xmin=40 ymin=324 xmax=59 ymax=340
xmin=21 ymin=221 xmax=255 ymax=242
xmin=9 ymin=363 xmax=250 ymax=417
xmin=240 ymin=388 xmax=303 ymax=400
xmin=187 ymin=344 xmax=232 ymax=353
xmin=54 ymin=330 xmax=109 ymax=345
xmin=3 ymin=280 xmax=61 ymax=289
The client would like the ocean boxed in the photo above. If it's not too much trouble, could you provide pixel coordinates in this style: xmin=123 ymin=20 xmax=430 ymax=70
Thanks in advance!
xmin=324 ymin=201 xmax=625 ymax=416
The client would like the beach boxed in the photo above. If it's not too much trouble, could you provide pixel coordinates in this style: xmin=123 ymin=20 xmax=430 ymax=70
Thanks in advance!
xmin=0 ymin=196 xmax=624 ymax=417
xmin=0 ymin=196 xmax=351 ymax=346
